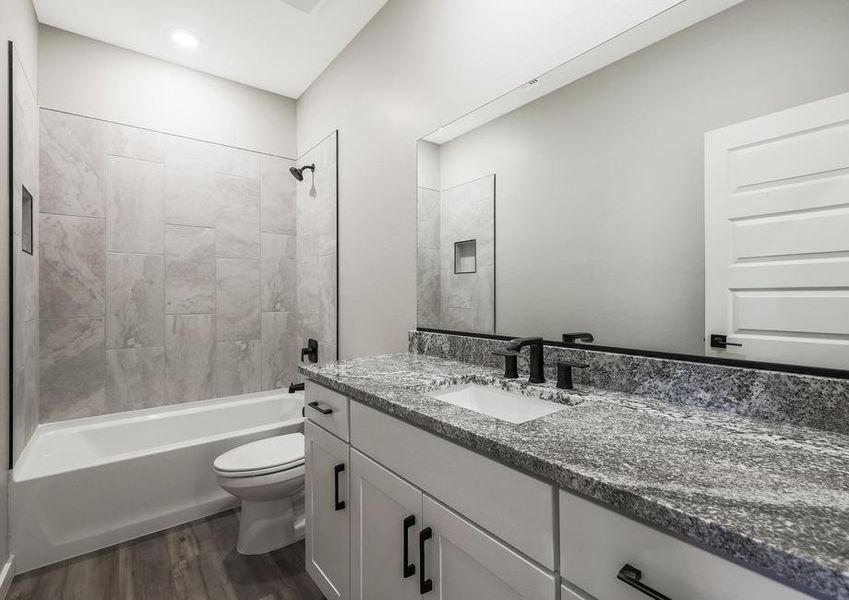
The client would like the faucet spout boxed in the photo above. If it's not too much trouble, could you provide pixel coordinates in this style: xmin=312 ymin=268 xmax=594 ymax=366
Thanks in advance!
xmin=505 ymin=337 xmax=545 ymax=384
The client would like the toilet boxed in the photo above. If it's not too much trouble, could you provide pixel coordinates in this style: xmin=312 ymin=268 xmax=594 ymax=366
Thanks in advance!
xmin=214 ymin=433 xmax=305 ymax=555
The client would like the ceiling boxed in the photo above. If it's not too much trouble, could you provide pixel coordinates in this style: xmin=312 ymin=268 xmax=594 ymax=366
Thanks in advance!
xmin=32 ymin=0 xmax=389 ymax=99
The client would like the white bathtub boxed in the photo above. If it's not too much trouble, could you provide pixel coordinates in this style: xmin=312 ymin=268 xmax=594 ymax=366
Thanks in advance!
xmin=12 ymin=389 xmax=304 ymax=573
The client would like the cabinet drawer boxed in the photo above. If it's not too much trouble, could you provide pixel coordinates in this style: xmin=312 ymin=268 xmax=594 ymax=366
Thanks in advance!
xmin=559 ymin=491 xmax=813 ymax=600
xmin=305 ymin=381 xmax=350 ymax=441
xmin=351 ymin=401 xmax=555 ymax=569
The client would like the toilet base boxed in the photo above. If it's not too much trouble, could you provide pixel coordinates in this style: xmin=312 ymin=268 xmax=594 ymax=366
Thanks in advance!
xmin=237 ymin=496 xmax=304 ymax=555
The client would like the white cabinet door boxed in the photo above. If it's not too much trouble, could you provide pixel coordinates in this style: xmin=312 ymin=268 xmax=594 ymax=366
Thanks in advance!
xmin=705 ymin=91 xmax=849 ymax=369
xmin=305 ymin=420 xmax=350 ymax=600
xmin=421 ymin=496 xmax=556 ymax=600
xmin=350 ymin=450 xmax=422 ymax=600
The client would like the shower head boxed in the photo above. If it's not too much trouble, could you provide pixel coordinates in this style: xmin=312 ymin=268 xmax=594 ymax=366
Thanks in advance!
xmin=289 ymin=163 xmax=315 ymax=182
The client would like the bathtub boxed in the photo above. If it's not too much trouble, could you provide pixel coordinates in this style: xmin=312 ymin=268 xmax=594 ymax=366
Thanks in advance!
xmin=12 ymin=389 xmax=304 ymax=573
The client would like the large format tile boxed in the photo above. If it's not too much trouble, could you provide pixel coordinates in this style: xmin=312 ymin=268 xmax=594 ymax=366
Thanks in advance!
xmin=318 ymin=254 xmax=337 ymax=345
xmin=39 ymin=318 xmax=105 ymax=422
xmin=106 ymin=347 xmax=165 ymax=412
xmin=39 ymin=109 xmax=106 ymax=218
xmin=165 ymin=314 xmax=216 ymax=403
xmin=216 ymin=340 xmax=261 ymax=396
xmin=214 ymin=174 xmax=260 ymax=258
xmin=104 ymin=121 xmax=164 ymax=163
xmin=164 ymin=167 xmax=216 ymax=227
xmin=39 ymin=214 xmax=105 ymax=319
xmin=105 ymin=156 xmax=165 ymax=254
xmin=106 ymin=253 xmax=165 ymax=349
xmin=260 ymin=156 xmax=296 ymax=234
xmin=261 ymin=233 xmax=296 ymax=312
xmin=261 ymin=312 xmax=298 ymax=391
xmin=417 ymin=248 xmax=441 ymax=328
xmin=417 ymin=187 xmax=441 ymax=250
xmin=216 ymin=259 xmax=260 ymax=341
xmin=165 ymin=225 xmax=215 ymax=314
xmin=214 ymin=146 xmax=261 ymax=179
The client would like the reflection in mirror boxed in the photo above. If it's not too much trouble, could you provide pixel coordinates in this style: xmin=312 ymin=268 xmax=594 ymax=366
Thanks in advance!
xmin=418 ymin=141 xmax=495 ymax=333
xmin=416 ymin=0 xmax=849 ymax=371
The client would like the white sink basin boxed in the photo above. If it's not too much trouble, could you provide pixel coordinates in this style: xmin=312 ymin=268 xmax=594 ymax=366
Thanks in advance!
xmin=427 ymin=383 xmax=568 ymax=424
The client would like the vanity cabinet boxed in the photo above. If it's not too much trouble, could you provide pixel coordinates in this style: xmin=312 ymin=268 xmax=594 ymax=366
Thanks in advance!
xmin=559 ymin=491 xmax=811 ymax=600
xmin=350 ymin=448 xmax=556 ymax=600
xmin=305 ymin=420 xmax=350 ymax=600
xmin=305 ymin=381 xmax=810 ymax=600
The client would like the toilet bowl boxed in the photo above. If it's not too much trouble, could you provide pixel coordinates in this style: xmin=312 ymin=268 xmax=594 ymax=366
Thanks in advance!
xmin=214 ymin=433 xmax=305 ymax=555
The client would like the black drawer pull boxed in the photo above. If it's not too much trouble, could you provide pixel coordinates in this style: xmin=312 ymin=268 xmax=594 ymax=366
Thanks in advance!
xmin=419 ymin=527 xmax=433 ymax=594
xmin=617 ymin=564 xmax=672 ymax=600
xmin=403 ymin=515 xmax=416 ymax=578
xmin=333 ymin=463 xmax=346 ymax=511
xmin=307 ymin=401 xmax=333 ymax=415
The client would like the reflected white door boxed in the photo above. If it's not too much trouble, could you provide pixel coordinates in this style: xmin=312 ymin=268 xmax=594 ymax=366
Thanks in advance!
xmin=705 ymin=91 xmax=849 ymax=369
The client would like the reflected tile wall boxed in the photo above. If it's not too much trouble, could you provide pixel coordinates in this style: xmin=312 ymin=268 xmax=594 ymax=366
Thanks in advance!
xmin=416 ymin=187 xmax=441 ymax=328
xmin=38 ymin=109 xmax=301 ymax=423
xmin=296 ymin=131 xmax=338 ymax=367
xmin=438 ymin=175 xmax=495 ymax=333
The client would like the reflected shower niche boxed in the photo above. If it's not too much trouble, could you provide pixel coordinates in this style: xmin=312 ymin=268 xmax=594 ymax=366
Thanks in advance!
xmin=416 ymin=158 xmax=495 ymax=333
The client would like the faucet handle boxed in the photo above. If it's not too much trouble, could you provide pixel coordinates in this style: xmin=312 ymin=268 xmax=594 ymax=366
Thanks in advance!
xmin=556 ymin=360 xmax=588 ymax=390
xmin=492 ymin=350 xmax=519 ymax=379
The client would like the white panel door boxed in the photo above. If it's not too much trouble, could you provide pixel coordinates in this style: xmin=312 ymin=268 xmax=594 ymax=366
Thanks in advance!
xmin=350 ymin=449 xmax=422 ymax=600
xmin=305 ymin=420 xmax=350 ymax=600
xmin=705 ymin=91 xmax=849 ymax=369
xmin=421 ymin=496 xmax=556 ymax=600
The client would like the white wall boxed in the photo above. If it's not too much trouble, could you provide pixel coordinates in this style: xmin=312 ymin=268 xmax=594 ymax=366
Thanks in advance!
xmin=39 ymin=26 xmax=297 ymax=157
xmin=437 ymin=0 xmax=849 ymax=354
xmin=0 ymin=0 xmax=39 ymax=572
xmin=296 ymin=0 xmax=689 ymax=358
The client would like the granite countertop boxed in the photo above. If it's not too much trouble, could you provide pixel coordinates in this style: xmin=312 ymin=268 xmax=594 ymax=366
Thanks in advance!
xmin=301 ymin=352 xmax=849 ymax=599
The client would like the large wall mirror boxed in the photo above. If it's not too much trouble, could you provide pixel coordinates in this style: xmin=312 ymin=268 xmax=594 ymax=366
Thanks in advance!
xmin=417 ymin=0 xmax=849 ymax=372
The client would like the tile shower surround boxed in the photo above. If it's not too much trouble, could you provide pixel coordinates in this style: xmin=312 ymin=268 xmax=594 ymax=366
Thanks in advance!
xmin=410 ymin=330 xmax=849 ymax=435
xmin=11 ymin=51 xmax=40 ymax=461
xmin=37 ymin=110 xmax=338 ymax=423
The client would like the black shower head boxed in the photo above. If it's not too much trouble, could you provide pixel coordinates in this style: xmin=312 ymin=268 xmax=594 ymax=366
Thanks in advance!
xmin=289 ymin=163 xmax=316 ymax=182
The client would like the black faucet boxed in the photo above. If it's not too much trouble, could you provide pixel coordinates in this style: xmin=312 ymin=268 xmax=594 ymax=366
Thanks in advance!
xmin=301 ymin=339 xmax=318 ymax=363
xmin=505 ymin=337 xmax=546 ymax=384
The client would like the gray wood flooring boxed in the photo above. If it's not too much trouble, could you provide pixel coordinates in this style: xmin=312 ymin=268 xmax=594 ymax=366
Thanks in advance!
xmin=9 ymin=509 xmax=324 ymax=600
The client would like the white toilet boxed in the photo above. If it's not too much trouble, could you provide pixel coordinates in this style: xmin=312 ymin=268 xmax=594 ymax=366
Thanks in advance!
xmin=214 ymin=433 xmax=305 ymax=555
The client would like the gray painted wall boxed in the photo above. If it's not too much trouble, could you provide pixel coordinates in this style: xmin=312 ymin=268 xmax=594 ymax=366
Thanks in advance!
xmin=38 ymin=26 xmax=297 ymax=158
xmin=296 ymin=0 xmax=686 ymax=358
xmin=437 ymin=0 xmax=849 ymax=353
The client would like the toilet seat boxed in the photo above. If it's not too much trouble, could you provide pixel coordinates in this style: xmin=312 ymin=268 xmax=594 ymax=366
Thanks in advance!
xmin=214 ymin=433 xmax=305 ymax=478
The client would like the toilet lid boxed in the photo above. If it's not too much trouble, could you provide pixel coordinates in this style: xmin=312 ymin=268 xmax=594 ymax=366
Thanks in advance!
xmin=214 ymin=433 xmax=305 ymax=474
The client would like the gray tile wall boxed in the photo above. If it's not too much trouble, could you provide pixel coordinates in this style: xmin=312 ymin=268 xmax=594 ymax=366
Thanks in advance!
xmin=11 ymin=53 xmax=40 ymax=461
xmin=296 ymin=132 xmax=338 ymax=364
xmin=439 ymin=175 xmax=495 ymax=334
xmin=38 ymin=109 xmax=303 ymax=423
xmin=416 ymin=187 xmax=441 ymax=328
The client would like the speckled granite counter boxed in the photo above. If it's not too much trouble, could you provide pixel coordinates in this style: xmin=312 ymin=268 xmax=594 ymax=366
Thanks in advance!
xmin=301 ymin=353 xmax=849 ymax=599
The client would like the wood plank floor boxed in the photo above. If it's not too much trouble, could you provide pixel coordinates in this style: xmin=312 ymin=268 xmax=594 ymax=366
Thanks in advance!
xmin=9 ymin=509 xmax=325 ymax=600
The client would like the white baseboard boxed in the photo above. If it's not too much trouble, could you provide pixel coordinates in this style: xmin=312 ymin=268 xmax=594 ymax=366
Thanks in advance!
xmin=0 ymin=554 xmax=15 ymax=599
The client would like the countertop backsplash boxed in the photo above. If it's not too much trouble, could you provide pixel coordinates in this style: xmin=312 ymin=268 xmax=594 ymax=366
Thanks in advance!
xmin=410 ymin=330 xmax=849 ymax=435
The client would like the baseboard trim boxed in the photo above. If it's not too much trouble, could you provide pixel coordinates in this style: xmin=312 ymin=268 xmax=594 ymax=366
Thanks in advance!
xmin=0 ymin=554 xmax=15 ymax=599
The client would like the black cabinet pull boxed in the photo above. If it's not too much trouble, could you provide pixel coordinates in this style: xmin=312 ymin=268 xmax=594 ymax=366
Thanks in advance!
xmin=617 ymin=564 xmax=672 ymax=600
xmin=307 ymin=401 xmax=333 ymax=415
xmin=403 ymin=515 xmax=416 ymax=578
xmin=333 ymin=464 xmax=346 ymax=511
xmin=419 ymin=527 xmax=433 ymax=594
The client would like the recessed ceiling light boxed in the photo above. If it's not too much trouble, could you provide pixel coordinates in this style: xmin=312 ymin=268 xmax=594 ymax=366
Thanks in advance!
xmin=169 ymin=28 xmax=199 ymax=49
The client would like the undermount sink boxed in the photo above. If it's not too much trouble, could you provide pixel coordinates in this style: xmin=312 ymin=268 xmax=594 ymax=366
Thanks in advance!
xmin=427 ymin=383 xmax=568 ymax=424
